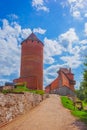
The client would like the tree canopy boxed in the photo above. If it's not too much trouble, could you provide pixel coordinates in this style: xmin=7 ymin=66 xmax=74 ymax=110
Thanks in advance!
xmin=76 ymin=56 xmax=87 ymax=102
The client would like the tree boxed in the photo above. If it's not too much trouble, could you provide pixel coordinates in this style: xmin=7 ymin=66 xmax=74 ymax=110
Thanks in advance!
xmin=80 ymin=56 xmax=87 ymax=102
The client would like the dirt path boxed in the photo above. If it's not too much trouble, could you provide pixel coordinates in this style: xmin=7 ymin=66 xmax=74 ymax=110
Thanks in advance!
xmin=0 ymin=95 xmax=87 ymax=130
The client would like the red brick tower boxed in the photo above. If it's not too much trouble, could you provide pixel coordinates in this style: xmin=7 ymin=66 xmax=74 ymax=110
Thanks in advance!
xmin=14 ymin=32 xmax=43 ymax=90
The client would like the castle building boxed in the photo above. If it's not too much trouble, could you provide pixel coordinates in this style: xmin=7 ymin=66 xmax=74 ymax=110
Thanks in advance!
xmin=13 ymin=32 xmax=43 ymax=90
xmin=45 ymin=68 xmax=76 ymax=96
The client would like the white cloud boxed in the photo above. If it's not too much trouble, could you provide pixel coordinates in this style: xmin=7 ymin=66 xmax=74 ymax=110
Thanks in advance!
xmin=61 ymin=0 xmax=87 ymax=19
xmin=0 ymin=79 xmax=11 ymax=86
xmin=80 ymin=45 xmax=87 ymax=57
xmin=0 ymin=19 xmax=21 ymax=77
xmin=32 ymin=0 xmax=43 ymax=6
xmin=72 ymin=11 xmax=81 ymax=18
xmin=44 ymin=65 xmax=60 ymax=86
xmin=84 ymin=13 xmax=87 ymax=17
xmin=84 ymin=23 xmax=87 ymax=36
xmin=32 ymin=0 xmax=49 ymax=12
xmin=33 ymin=27 xmax=46 ymax=34
xmin=44 ymin=56 xmax=55 ymax=64
xmin=44 ymin=37 xmax=63 ymax=64
xmin=59 ymin=28 xmax=78 ymax=43
xmin=60 ymin=54 xmax=82 ymax=68
xmin=75 ymin=81 xmax=80 ymax=89
xmin=8 ymin=14 xmax=18 ymax=19
xmin=71 ymin=45 xmax=81 ymax=54
xmin=21 ymin=28 xmax=31 ymax=39
xmin=43 ymin=28 xmax=83 ymax=70
xmin=37 ymin=6 xmax=49 ymax=12
xmin=59 ymin=28 xmax=79 ymax=54
xmin=80 ymin=39 xmax=87 ymax=44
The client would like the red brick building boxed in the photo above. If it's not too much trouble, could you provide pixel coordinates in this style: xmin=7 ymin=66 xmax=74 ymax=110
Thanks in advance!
xmin=45 ymin=68 xmax=76 ymax=96
xmin=13 ymin=32 xmax=43 ymax=90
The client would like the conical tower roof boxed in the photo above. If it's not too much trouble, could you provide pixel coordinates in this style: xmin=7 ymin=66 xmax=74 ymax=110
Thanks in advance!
xmin=27 ymin=32 xmax=39 ymax=40
xmin=22 ymin=32 xmax=43 ymax=45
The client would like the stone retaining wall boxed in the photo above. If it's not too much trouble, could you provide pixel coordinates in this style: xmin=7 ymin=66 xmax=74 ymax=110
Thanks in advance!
xmin=0 ymin=93 xmax=48 ymax=125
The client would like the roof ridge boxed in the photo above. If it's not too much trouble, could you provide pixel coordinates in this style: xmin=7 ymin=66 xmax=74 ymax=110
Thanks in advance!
xmin=27 ymin=32 xmax=39 ymax=40
xmin=21 ymin=32 xmax=44 ymax=45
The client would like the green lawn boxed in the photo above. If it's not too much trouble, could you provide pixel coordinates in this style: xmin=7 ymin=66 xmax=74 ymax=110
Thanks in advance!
xmin=2 ymin=85 xmax=45 ymax=95
xmin=61 ymin=96 xmax=87 ymax=124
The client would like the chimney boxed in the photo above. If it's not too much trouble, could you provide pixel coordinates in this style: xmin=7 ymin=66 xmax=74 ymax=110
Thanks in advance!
xmin=69 ymin=68 xmax=71 ymax=73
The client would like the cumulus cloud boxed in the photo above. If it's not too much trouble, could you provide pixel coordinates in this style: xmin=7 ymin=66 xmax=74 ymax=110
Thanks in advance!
xmin=32 ymin=0 xmax=49 ymax=12
xmin=80 ymin=39 xmax=87 ymax=44
xmin=59 ymin=28 xmax=79 ymax=54
xmin=59 ymin=28 xmax=79 ymax=43
xmin=84 ymin=13 xmax=87 ymax=17
xmin=33 ymin=27 xmax=46 ymax=34
xmin=21 ymin=28 xmax=31 ymax=39
xmin=44 ymin=37 xmax=63 ymax=64
xmin=60 ymin=54 xmax=82 ymax=68
xmin=84 ymin=23 xmax=87 ymax=36
xmin=70 ymin=0 xmax=87 ymax=19
xmin=0 ymin=19 xmax=21 ymax=78
xmin=79 ymin=45 xmax=87 ymax=57
xmin=72 ymin=11 xmax=81 ymax=18
xmin=0 ymin=79 xmax=11 ymax=86
xmin=61 ymin=0 xmax=87 ymax=19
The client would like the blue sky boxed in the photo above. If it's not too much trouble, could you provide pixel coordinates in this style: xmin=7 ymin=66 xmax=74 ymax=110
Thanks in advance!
xmin=0 ymin=0 xmax=87 ymax=89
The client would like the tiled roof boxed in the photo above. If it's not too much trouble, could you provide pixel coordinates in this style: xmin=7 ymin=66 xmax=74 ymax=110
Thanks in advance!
xmin=26 ymin=32 xmax=43 ymax=45
xmin=60 ymin=68 xmax=70 ymax=73
xmin=21 ymin=32 xmax=43 ymax=45
xmin=27 ymin=32 xmax=39 ymax=40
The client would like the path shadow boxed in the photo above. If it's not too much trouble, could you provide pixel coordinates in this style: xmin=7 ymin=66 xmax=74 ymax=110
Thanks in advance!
xmin=71 ymin=120 xmax=87 ymax=130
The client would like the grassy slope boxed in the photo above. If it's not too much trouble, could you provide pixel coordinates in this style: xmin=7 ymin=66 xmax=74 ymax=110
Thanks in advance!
xmin=2 ymin=86 xmax=45 ymax=95
xmin=61 ymin=96 xmax=87 ymax=124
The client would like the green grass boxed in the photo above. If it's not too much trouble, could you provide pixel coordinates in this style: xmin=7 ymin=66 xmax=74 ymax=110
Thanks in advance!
xmin=61 ymin=96 xmax=87 ymax=124
xmin=25 ymin=89 xmax=45 ymax=95
xmin=72 ymin=110 xmax=87 ymax=123
xmin=1 ymin=85 xmax=45 ymax=95
xmin=61 ymin=96 xmax=75 ymax=110
xmin=83 ymin=101 xmax=87 ymax=107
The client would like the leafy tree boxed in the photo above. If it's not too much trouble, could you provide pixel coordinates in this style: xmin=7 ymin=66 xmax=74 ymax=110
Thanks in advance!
xmin=76 ymin=89 xmax=85 ymax=101
xmin=80 ymin=56 xmax=87 ymax=101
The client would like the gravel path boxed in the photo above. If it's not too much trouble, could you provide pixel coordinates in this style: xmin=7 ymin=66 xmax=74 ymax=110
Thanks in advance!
xmin=0 ymin=95 xmax=87 ymax=130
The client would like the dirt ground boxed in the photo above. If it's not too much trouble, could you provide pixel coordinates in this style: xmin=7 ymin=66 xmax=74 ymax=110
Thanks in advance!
xmin=0 ymin=95 xmax=87 ymax=130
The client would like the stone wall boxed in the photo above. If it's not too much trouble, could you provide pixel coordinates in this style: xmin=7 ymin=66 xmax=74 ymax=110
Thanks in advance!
xmin=0 ymin=92 xmax=48 ymax=126
xmin=50 ymin=86 xmax=75 ymax=96
xmin=57 ymin=86 xmax=75 ymax=96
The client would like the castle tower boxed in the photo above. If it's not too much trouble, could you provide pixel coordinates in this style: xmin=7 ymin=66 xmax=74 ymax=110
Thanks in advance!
xmin=14 ymin=32 xmax=43 ymax=90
